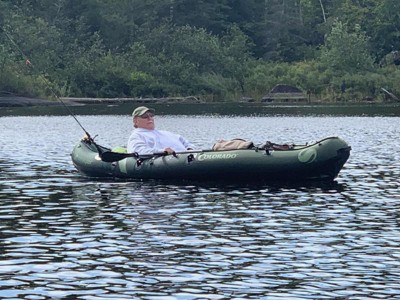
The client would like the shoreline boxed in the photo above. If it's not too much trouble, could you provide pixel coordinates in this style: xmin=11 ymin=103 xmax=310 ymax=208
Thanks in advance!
xmin=0 ymin=96 xmax=397 ymax=108
xmin=0 ymin=96 xmax=63 ymax=107
xmin=0 ymin=96 xmax=204 ymax=107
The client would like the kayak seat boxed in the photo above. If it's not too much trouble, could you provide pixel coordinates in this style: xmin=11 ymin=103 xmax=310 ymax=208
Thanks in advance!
xmin=111 ymin=146 xmax=127 ymax=153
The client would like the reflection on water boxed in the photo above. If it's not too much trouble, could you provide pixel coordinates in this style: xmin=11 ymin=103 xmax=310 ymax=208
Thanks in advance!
xmin=0 ymin=113 xmax=399 ymax=299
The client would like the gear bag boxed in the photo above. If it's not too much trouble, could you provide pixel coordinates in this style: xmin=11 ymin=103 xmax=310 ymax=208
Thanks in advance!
xmin=212 ymin=138 xmax=254 ymax=151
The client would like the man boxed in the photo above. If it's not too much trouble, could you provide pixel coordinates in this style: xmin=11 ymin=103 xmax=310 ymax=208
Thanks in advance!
xmin=127 ymin=106 xmax=194 ymax=154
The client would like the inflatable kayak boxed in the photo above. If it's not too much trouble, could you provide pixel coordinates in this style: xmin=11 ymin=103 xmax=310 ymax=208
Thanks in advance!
xmin=71 ymin=136 xmax=351 ymax=182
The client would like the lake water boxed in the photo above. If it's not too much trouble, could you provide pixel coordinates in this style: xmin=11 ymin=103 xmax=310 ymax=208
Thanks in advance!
xmin=1 ymin=103 xmax=400 ymax=299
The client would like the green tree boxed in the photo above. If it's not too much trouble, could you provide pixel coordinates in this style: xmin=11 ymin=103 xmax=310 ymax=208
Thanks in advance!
xmin=2 ymin=0 xmax=399 ymax=101
xmin=220 ymin=26 xmax=254 ymax=94
xmin=171 ymin=0 xmax=231 ymax=34
xmin=369 ymin=0 xmax=400 ymax=59
xmin=319 ymin=20 xmax=374 ymax=73
xmin=257 ymin=0 xmax=316 ymax=61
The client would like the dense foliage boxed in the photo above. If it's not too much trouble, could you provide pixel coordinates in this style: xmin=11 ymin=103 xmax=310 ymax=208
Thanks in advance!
xmin=0 ymin=0 xmax=399 ymax=102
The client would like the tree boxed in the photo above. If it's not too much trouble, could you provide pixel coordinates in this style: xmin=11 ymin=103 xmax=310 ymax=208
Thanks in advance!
xmin=258 ymin=0 xmax=316 ymax=61
xmin=369 ymin=0 xmax=400 ymax=59
xmin=220 ymin=25 xmax=254 ymax=93
xmin=319 ymin=20 xmax=374 ymax=73
xmin=172 ymin=0 xmax=231 ymax=34
xmin=1 ymin=0 xmax=399 ymax=101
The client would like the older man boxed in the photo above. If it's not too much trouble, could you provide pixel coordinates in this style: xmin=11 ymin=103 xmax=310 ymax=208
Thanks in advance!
xmin=127 ymin=106 xmax=194 ymax=154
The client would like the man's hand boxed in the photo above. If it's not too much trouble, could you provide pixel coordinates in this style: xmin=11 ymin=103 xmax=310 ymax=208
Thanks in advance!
xmin=163 ymin=147 xmax=175 ymax=154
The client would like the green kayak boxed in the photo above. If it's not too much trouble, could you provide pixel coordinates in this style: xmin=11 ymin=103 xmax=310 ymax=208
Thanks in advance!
xmin=71 ymin=136 xmax=351 ymax=182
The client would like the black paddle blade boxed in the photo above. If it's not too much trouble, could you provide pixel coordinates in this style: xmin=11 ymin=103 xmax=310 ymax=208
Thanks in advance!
xmin=100 ymin=151 xmax=137 ymax=162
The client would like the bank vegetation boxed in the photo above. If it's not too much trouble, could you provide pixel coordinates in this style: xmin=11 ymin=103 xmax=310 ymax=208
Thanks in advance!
xmin=0 ymin=0 xmax=399 ymax=103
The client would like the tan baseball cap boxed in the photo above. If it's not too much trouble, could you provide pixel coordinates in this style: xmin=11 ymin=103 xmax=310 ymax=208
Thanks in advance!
xmin=132 ymin=106 xmax=155 ymax=117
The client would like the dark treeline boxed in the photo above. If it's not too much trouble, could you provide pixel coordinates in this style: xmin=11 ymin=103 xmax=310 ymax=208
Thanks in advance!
xmin=0 ymin=0 xmax=399 ymax=102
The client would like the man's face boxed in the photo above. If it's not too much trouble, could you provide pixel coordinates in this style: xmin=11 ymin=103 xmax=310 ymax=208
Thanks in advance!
xmin=134 ymin=112 xmax=155 ymax=130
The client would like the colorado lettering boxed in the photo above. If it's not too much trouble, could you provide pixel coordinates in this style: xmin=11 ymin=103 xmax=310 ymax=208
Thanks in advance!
xmin=198 ymin=153 xmax=238 ymax=161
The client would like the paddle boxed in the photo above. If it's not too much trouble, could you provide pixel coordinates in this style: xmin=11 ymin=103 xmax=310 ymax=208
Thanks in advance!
xmin=100 ymin=149 xmax=203 ymax=162
xmin=100 ymin=151 xmax=139 ymax=162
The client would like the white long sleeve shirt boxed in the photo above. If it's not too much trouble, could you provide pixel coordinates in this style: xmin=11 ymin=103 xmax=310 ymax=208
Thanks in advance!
xmin=127 ymin=128 xmax=194 ymax=154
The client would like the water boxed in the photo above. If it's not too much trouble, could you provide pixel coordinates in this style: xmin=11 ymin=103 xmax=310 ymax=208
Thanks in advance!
xmin=1 ymin=105 xmax=400 ymax=299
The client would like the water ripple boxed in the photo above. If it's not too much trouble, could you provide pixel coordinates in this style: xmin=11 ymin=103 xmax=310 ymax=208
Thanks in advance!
xmin=0 ymin=115 xmax=399 ymax=299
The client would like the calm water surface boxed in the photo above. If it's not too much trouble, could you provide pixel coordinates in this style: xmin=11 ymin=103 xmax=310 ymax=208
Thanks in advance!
xmin=0 ymin=106 xmax=400 ymax=299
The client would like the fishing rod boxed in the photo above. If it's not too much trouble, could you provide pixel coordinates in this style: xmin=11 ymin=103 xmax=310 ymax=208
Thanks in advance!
xmin=1 ymin=27 xmax=99 ymax=146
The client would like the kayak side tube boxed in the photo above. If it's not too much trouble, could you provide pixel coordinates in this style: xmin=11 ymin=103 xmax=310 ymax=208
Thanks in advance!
xmin=71 ymin=141 xmax=115 ymax=177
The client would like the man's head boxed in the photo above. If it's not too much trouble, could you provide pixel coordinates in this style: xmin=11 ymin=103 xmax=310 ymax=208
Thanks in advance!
xmin=132 ymin=106 xmax=155 ymax=129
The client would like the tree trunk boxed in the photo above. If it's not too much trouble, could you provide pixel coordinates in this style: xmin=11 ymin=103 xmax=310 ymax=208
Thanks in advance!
xmin=319 ymin=0 xmax=327 ymax=23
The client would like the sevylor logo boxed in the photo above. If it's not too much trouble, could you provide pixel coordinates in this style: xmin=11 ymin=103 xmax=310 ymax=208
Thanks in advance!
xmin=198 ymin=153 xmax=238 ymax=161
xmin=298 ymin=148 xmax=317 ymax=163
